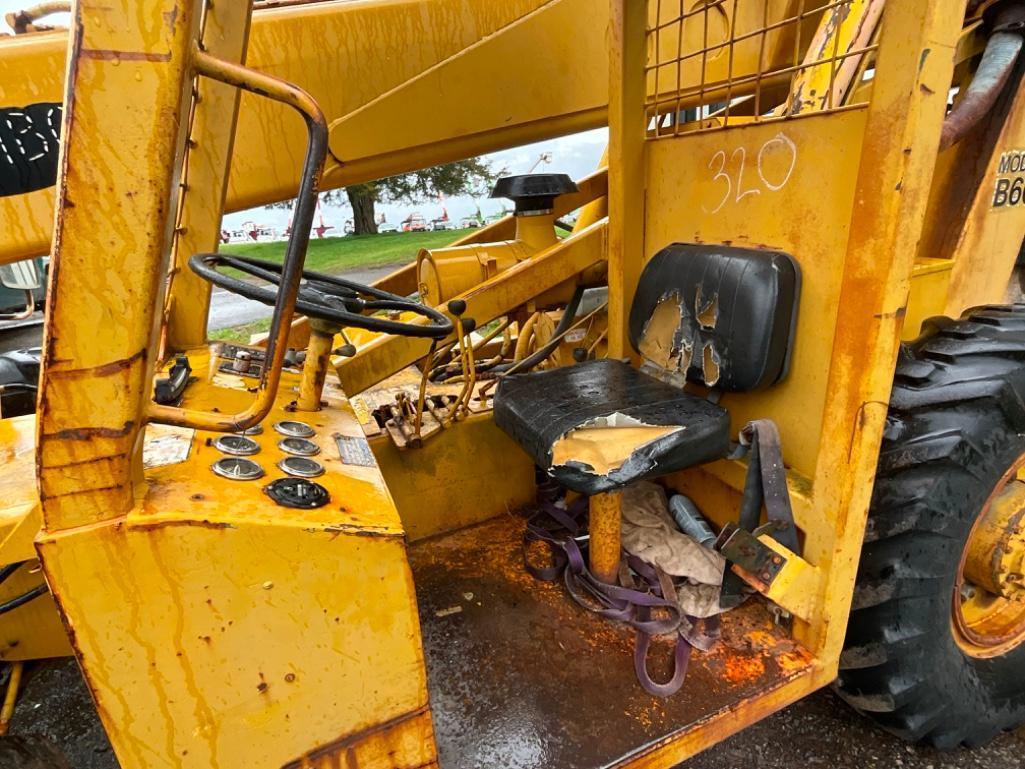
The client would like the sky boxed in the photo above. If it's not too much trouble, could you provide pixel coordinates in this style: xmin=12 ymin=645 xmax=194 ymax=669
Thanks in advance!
xmin=224 ymin=128 xmax=608 ymax=232
xmin=1 ymin=1 xmax=607 ymax=233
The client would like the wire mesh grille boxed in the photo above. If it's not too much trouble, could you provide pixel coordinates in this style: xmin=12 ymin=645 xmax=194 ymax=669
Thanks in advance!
xmin=646 ymin=0 xmax=881 ymax=138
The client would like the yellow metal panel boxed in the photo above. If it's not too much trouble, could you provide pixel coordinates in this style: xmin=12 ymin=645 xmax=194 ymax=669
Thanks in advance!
xmin=914 ymin=34 xmax=1025 ymax=316
xmin=39 ymin=517 xmax=431 ymax=769
xmin=943 ymin=82 xmax=1025 ymax=313
xmin=0 ymin=561 xmax=70 ymax=662
xmin=645 ymin=111 xmax=869 ymax=477
xmin=325 ymin=0 xmax=607 ymax=187
xmin=807 ymin=0 xmax=964 ymax=662
xmin=165 ymin=0 xmax=253 ymax=350
xmin=37 ymin=350 xmax=436 ymax=767
xmin=904 ymin=257 xmax=954 ymax=340
xmin=608 ymin=0 xmax=648 ymax=357
xmin=37 ymin=0 xmax=202 ymax=530
xmin=0 ymin=0 xmax=605 ymax=265
xmin=368 ymin=411 xmax=536 ymax=542
xmin=0 ymin=415 xmax=38 ymax=555
xmin=0 ymin=31 xmax=65 ymax=264
xmin=0 ymin=415 xmax=70 ymax=660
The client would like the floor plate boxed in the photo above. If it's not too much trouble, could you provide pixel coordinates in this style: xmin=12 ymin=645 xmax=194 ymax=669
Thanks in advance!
xmin=409 ymin=514 xmax=814 ymax=769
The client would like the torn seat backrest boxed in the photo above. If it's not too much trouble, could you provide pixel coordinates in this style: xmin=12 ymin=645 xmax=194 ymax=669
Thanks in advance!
xmin=629 ymin=244 xmax=801 ymax=392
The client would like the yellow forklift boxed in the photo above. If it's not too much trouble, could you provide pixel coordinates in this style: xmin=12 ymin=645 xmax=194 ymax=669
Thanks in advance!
xmin=2 ymin=0 xmax=1025 ymax=766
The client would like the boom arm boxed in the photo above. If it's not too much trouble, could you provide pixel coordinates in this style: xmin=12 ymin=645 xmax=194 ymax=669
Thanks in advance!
xmin=0 ymin=0 xmax=609 ymax=266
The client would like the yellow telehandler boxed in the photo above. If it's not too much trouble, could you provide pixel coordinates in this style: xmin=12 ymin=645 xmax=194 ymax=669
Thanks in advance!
xmin=3 ymin=0 xmax=1025 ymax=767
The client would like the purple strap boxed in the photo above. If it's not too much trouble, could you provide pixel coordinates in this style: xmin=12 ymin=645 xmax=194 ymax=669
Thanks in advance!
xmin=523 ymin=498 xmax=697 ymax=697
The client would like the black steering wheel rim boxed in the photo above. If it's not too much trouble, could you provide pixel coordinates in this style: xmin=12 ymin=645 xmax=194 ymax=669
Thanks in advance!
xmin=189 ymin=253 xmax=453 ymax=339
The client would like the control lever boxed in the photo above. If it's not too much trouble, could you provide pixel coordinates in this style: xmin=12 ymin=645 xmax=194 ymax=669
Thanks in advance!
xmin=448 ymin=302 xmax=477 ymax=419
xmin=154 ymin=355 xmax=193 ymax=406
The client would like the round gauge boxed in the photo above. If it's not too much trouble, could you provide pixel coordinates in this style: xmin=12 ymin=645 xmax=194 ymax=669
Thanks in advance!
xmin=277 ymin=456 xmax=325 ymax=479
xmin=273 ymin=420 xmax=316 ymax=438
xmin=212 ymin=457 xmax=265 ymax=481
xmin=235 ymin=424 xmax=264 ymax=436
xmin=278 ymin=437 xmax=320 ymax=457
xmin=213 ymin=435 xmax=261 ymax=456
xmin=265 ymin=477 xmax=330 ymax=509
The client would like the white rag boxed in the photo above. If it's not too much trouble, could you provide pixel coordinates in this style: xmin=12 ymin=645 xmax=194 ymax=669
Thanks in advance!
xmin=620 ymin=481 xmax=726 ymax=618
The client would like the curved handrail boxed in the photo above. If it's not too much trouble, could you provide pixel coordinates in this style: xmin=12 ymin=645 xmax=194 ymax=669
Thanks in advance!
xmin=147 ymin=49 xmax=328 ymax=432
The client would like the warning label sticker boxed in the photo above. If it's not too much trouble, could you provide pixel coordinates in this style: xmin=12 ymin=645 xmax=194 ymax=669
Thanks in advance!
xmin=992 ymin=150 xmax=1025 ymax=208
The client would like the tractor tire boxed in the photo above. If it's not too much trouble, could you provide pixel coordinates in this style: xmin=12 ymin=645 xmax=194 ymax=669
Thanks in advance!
xmin=835 ymin=304 xmax=1025 ymax=748
xmin=0 ymin=736 xmax=71 ymax=769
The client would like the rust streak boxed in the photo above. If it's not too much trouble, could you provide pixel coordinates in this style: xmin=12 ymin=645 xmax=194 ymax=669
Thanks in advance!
xmin=320 ymin=524 xmax=402 ymax=539
xmin=47 ymin=348 xmax=146 ymax=379
xmin=40 ymin=452 xmax=128 ymax=470
xmin=80 ymin=49 xmax=172 ymax=62
xmin=280 ymin=706 xmax=430 ymax=769
xmin=872 ymin=306 xmax=907 ymax=320
xmin=43 ymin=421 xmax=135 ymax=441
xmin=130 ymin=519 xmax=237 ymax=532
xmin=40 ymin=484 xmax=122 ymax=501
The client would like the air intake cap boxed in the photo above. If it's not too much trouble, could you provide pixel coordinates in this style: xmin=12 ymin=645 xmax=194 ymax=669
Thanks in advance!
xmin=490 ymin=173 xmax=578 ymax=216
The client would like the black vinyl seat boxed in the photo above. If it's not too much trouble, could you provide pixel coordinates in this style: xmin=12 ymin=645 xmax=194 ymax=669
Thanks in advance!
xmin=495 ymin=358 xmax=730 ymax=494
xmin=494 ymin=243 xmax=800 ymax=495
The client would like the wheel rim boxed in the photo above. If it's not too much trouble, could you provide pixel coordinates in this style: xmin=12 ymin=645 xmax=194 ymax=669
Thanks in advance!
xmin=953 ymin=457 xmax=1025 ymax=658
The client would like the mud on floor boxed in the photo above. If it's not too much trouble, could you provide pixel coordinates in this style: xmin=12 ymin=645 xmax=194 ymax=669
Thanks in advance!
xmin=6 ymin=658 xmax=1024 ymax=769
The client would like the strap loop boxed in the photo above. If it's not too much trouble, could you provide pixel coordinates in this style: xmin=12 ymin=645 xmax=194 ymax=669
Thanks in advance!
xmin=523 ymin=497 xmax=697 ymax=697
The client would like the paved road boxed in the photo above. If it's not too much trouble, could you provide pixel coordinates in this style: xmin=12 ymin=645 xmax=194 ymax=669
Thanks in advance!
xmin=0 ymin=263 xmax=404 ymax=354
xmin=8 ymin=657 xmax=1022 ymax=769
xmin=206 ymin=263 xmax=400 ymax=331
xmin=0 ymin=318 xmax=43 ymax=350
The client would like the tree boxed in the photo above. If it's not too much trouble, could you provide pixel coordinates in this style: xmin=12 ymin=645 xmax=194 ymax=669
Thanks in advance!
xmin=333 ymin=158 xmax=494 ymax=235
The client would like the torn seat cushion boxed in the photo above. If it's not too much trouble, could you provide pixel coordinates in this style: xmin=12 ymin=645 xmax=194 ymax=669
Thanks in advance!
xmin=630 ymin=243 xmax=800 ymax=391
xmin=494 ymin=358 xmax=730 ymax=495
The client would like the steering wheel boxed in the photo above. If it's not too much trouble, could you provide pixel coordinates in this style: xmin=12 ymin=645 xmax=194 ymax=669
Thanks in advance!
xmin=189 ymin=253 xmax=454 ymax=339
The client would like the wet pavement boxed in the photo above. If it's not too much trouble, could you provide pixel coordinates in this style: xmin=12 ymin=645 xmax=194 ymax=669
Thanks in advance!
xmin=7 ymin=657 xmax=1022 ymax=769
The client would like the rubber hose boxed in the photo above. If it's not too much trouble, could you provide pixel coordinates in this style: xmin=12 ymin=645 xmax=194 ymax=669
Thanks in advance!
xmin=496 ymin=286 xmax=586 ymax=375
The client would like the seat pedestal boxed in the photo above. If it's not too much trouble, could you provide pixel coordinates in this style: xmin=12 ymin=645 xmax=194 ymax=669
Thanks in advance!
xmin=589 ymin=490 xmax=622 ymax=583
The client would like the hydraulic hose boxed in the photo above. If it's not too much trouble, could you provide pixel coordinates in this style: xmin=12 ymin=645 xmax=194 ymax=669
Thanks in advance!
xmin=0 ymin=562 xmax=25 ymax=586
xmin=496 ymin=286 xmax=586 ymax=376
xmin=941 ymin=5 xmax=1025 ymax=151
xmin=0 ymin=584 xmax=47 ymax=616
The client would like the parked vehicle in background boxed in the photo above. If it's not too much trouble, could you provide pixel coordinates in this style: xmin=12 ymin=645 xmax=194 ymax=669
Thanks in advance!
xmin=378 ymin=222 xmax=399 ymax=234
xmin=459 ymin=216 xmax=482 ymax=229
xmin=428 ymin=208 xmax=456 ymax=231
xmin=0 ymin=257 xmax=46 ymax=318
xmin=401 ymin=212 xmax=427 ymax=232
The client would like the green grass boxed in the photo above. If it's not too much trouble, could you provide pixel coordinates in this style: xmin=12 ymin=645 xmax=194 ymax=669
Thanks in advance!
xmin=212 ymin=224 xmax=575 ymax=343
xmin=209 ymin=318 xmax=272 ymax=344
xmin=221 ymin=228 xmax=480 ymax=274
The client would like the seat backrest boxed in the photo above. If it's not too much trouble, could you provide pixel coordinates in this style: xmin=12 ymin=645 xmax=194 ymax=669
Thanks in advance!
xmin=628 ymin=244 xmax=800 ymax=392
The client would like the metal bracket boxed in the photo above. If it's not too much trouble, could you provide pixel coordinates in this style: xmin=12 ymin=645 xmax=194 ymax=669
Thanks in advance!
xmin=716 ymin=523 xmax=788 ymax=592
